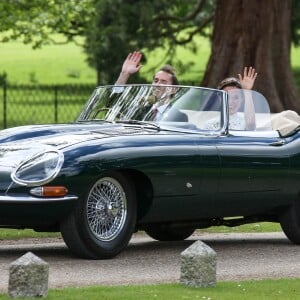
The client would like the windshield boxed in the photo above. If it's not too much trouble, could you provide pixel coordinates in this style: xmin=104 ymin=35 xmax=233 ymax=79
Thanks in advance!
xmin=77 ymin=85 xmax=224 ymax=129
xmin=77 ymin=84 xmax=272 ymax=132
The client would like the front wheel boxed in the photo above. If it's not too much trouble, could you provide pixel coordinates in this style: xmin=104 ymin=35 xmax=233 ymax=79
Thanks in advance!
xmin=61 ymin=172 xmax=136 ymax=259
xmin=280 ymin=201 xmax=300 ymax=244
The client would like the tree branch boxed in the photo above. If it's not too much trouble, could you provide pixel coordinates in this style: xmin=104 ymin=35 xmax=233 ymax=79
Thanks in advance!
xmin=154 ymin=0 xmax=208 ymax=23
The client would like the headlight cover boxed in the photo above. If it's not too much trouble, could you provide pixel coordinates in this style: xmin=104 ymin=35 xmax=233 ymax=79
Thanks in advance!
xmin=11 ymin=150 xmax=64 ymax=187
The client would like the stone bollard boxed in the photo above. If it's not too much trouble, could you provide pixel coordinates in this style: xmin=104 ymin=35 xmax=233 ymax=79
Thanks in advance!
xmin=180 ymin=240 xmax=216 ymax=287
xmin=8 ymin=252 xmax=49 ymax=298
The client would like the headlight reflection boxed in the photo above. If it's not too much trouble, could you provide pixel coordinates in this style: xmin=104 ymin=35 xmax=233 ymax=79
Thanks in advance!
xmin=11 ymin=150 xmax=64 ymax=187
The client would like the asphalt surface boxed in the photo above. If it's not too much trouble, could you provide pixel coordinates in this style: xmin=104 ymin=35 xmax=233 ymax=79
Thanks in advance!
xmin=0 ymin=232 xmax=300 ymax=292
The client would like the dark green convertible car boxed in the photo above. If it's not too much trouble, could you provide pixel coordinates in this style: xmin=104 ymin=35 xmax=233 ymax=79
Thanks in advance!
xmin=0 ymin=84 xmax=299 ymax=259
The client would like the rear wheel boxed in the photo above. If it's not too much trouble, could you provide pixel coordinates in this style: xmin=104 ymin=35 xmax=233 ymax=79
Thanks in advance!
xmin=280 ymin=201 xmax=300 ymax=244
xmin=145 ymin=225 xmax=194 ymax=241
xmin=60 ymin=172 xmax=136 ymax=259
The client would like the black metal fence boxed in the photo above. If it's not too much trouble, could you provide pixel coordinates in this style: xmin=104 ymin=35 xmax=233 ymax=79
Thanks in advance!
xmin=0 ymin=83 xmax=96 ymax=129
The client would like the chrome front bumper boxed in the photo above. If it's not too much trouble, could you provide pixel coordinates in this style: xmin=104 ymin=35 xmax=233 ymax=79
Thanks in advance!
xmin=0 ymin=194 xmax=78 ymax=204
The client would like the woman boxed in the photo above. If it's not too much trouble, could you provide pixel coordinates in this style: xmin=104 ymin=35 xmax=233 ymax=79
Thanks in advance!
xmin=205 ymin=67 xmax=258 ymax=130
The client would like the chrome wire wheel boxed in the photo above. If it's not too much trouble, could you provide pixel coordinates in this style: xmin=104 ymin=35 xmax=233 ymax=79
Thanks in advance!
xmin=87 ymin=177 xmax=127 ymax=241
xmin=61 ymin=171 xmax=136 ymax=259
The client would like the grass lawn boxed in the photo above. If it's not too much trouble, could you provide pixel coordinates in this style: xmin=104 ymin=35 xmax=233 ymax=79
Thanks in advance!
xmin=0 ymin=221 xmax=281 ymax=242
xmin=46 ymin=280 xmax=300 ymax=300
xmin=0 ymin=37 xmax=97 ymax=85
xmin=0 ymin=280 xmax=300 ymax=299
xmin=0 ymin=229 xmax=60 ymax=240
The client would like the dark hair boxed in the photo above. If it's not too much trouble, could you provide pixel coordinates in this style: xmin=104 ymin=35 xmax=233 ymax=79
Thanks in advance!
xmin=217 ymin=77 xmax=241 ymax=90
xmin=159 ymin=64 xmax=180 ymax=85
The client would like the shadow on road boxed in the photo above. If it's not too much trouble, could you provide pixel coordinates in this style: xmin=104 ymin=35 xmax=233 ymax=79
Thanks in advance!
xmin=0 ymin=232 xmax=294 ymax=261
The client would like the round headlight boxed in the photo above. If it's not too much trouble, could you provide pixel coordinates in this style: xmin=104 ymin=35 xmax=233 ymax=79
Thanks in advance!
xmin=11 ymin=150 xmax=64 ymax=186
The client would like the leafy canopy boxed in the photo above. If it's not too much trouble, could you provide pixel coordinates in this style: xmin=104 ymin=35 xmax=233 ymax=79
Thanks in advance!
xmin=0 ymin=0 xmax=299 ymax=84
xmin=0 ymin=0 xmax=95 ymax=48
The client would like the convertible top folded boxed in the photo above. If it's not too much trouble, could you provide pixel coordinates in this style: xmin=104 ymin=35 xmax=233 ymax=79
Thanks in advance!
xmin=271 ymin=110 xmax=300 ymax=137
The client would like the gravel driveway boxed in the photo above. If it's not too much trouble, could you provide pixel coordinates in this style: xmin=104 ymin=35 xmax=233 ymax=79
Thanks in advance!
xmin=0 ymin=231 xmax=299 ymax=292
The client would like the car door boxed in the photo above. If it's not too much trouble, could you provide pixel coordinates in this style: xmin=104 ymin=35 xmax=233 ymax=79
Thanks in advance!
xmin=139 ymin=133 xmax=221 ymax=223
xmin=215 ymin=131 xmax=290 ymax=216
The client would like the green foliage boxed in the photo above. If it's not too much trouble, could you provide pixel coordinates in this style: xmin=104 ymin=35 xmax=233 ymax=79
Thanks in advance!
xmin=292 ymin=0 xmax=300 ymax=46
xmin=84 ymin=0 xmax=216 ymax=84
xmin=1 ymin=0 xmax=300 ymax=86
xmin=0 ymin=0 xmax=95 ymax=48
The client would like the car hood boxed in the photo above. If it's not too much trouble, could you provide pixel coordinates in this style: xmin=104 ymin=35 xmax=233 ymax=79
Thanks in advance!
xmin=0 ymin=122 xmax=160 ymax=187
xmin=0 ymin=122 xmax=157 ymax=146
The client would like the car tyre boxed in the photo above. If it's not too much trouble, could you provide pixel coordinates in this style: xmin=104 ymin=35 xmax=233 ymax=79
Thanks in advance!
xmin=60 ymin=171 xmax=136 ymax=259
xmin=280 ymin=201 xmax=300 ymax=244
xmin=145 ymin=225 xmax=194 ymax=241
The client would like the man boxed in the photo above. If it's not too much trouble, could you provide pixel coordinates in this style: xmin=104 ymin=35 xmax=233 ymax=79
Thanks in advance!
xmin=115 ymin=51 xmax=179 ymax=87
xmin=115 ymin=51 xmax=179 ymax=101
xmin=115 ymin=51 xmax=185 ymax=121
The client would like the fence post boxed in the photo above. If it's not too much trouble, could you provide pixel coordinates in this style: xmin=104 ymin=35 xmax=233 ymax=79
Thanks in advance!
xmin=54 ymin=85 xmax=58 ymax=123
xmin=3 ymin=83 xmax=7 ymax=129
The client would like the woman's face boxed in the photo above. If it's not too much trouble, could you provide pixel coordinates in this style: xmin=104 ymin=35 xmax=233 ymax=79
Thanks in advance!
xmin=224 ymin=86 xmax=243 ymax=115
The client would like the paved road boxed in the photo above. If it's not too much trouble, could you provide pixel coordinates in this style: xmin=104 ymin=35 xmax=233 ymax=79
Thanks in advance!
xmin=0 ymin=232 xmax=300 ymax=292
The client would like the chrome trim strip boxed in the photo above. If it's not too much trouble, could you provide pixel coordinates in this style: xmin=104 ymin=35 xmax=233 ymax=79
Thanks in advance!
xmin=221 ymin=91 xmax=229 ymax=135
xmin=0 ymin=195 xmax=78 ymax=204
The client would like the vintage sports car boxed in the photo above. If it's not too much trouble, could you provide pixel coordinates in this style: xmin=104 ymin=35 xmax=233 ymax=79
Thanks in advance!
xmin=0 ymin=84 xmax=299 ymax=259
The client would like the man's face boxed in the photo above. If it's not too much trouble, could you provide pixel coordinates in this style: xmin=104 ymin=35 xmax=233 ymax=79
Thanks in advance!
xmin=224 ymin=86 xmax=243 ymax=115
xmin=152 ymin=70 xmax=173 ymax=85
xmin=151 ymin=70 xmax=173 ymax=98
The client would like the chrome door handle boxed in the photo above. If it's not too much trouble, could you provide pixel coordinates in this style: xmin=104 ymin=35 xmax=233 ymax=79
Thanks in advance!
xmin=270 ymin=140 xmax=285 ymax=146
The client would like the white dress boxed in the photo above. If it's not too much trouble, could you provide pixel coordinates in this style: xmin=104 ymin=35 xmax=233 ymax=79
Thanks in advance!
xmin=204 ymin=112 xmax=245 ymax=130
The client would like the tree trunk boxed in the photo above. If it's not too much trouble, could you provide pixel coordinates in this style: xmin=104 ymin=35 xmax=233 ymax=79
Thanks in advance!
xmin=201 ymin=0 xmax=300 ymax=113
